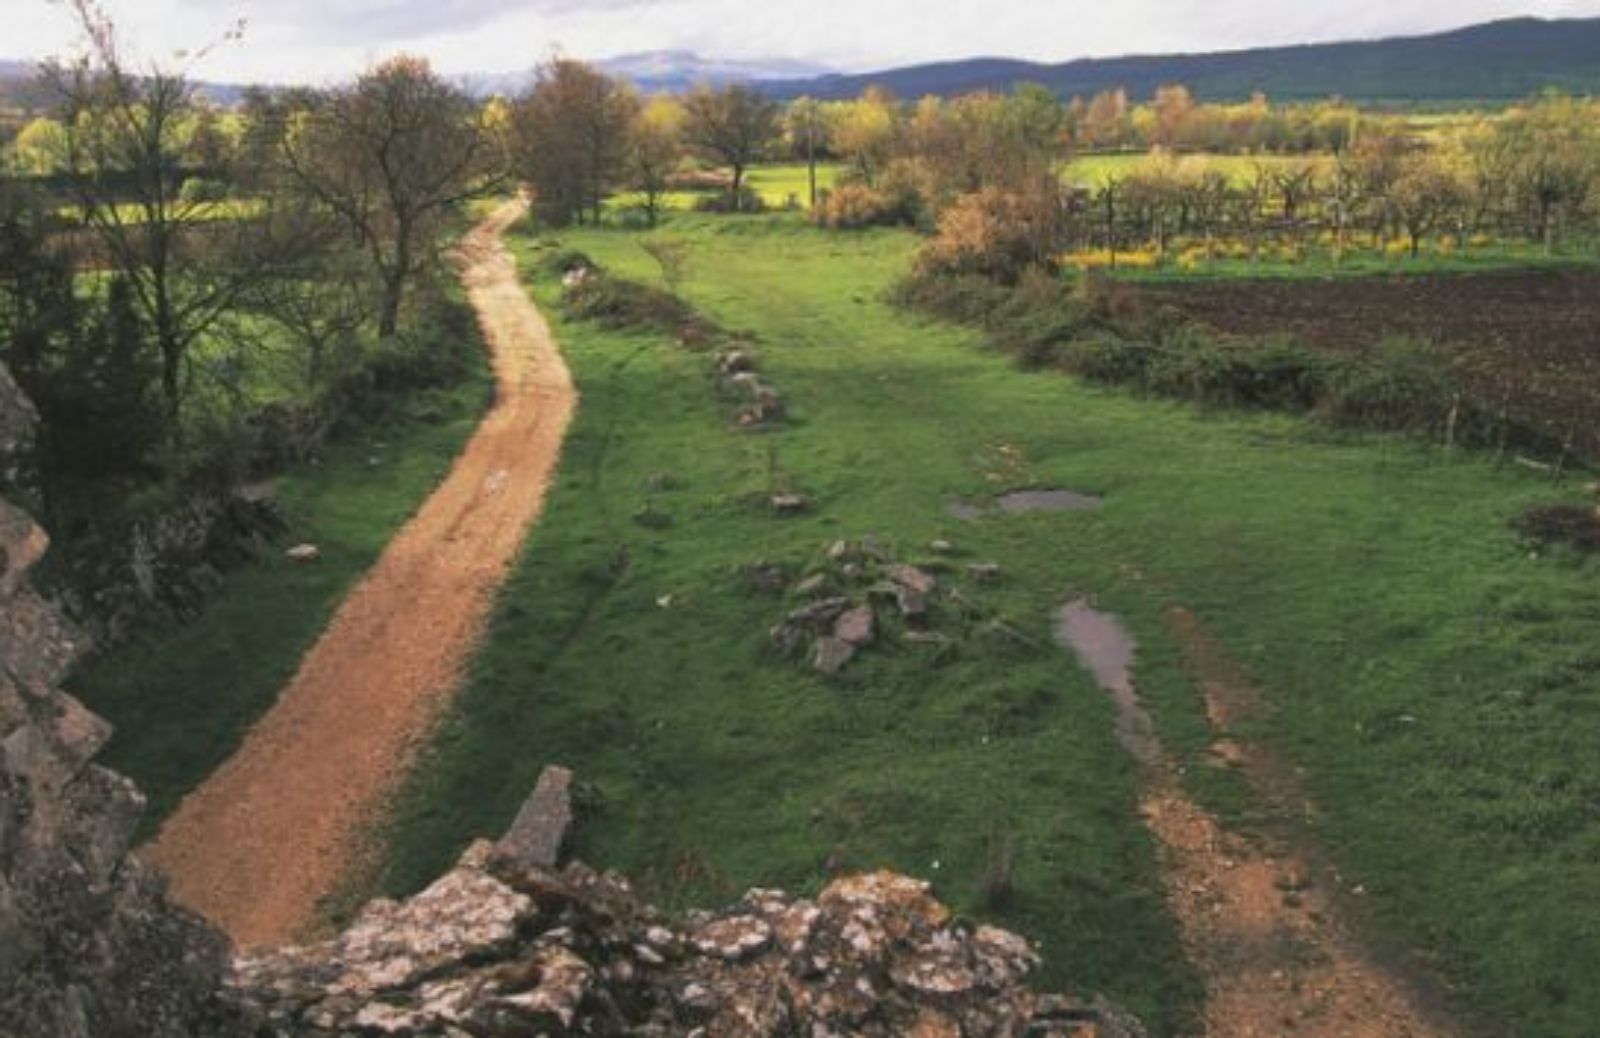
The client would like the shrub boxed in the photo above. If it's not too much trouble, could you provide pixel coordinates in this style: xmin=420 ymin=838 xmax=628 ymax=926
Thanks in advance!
xmin=915 ymin=185 xmax=1066 ymax=284
xmin=693 ymin=187 xmax=766 ymax=214
xmin=178 ymin=176 xmax=228 ymax=204
xmin=815 ymin=183 xmax=897 ymax=230
xmin=1320 ymin=340 xmax=1458 ymax=431
xmin=562 ymin=272 xmax=694 ymax=332
xmin=538 ymin=248 xmax=597 ymax=278
xmin=1515 ymin=504 xmax=1600 ymax=552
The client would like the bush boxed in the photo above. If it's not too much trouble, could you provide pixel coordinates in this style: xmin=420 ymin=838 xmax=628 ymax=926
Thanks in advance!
xmin=178 ymin=176 xmax=228 ymax=204
xmin=537 ymin=248 xmax=597 ymax=278
xmin=814 ymin=177 xmax=918 ymax=230
xmin=562 ymin=272 xmax=694 ymax=333
xmin=914 ymin=185 xmax=1066 ymax=284
xmin=1320 ymin=341 xmax=1458 ymax=431
xmin=694 ymin=187 xmax=766 ymax=214
xmin=1515 ymin=504 xmax=1600 ymax=552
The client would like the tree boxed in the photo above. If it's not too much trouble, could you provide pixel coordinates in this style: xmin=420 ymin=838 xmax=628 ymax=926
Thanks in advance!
xmin=44 ymin=0 xmax=260 ymax=419
xmin=832 ymin=86 xmax=897 ymax=186
xmin=512 ymin=59 xmax=637 ymax=227
xmin=1390 ymin=152 xmax=1465 ymax=258
xmin=785 ymin=96 xmax=828 ymax=209
xmin=284 ymin=55 xmax=494 ymax=338
xmin=1151 ymin=84 xmax=1196 ymax=148
xmin=10 ymin=117 xmax=68 ymax=175
xmin=681 ymin=83 xmax=781 ymax=212
xmin=629 ymin=95 xmax=683 ymax=227
xmin=0 ymin=184 xmax=161 ymax=520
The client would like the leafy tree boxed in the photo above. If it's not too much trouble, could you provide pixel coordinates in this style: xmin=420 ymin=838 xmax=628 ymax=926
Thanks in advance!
xmin=784 ymin=96 xmax=829 ymax=209
xmin=283 ymin=55 xmax=494 ymax=338
xmin=512 ymin=59 xmax=638 ymax=227
xmin=681 ymin=84 xmax=781 ymax=212
xmin=832 ymin=86 xmax=897 ymax=186
xmin=44 ymin=0 xmax=265 ymax=421
xmin=630 ymin=95 xmax=684 ymax=227
xmin=10 ymin=117 xmax=68 ymax=175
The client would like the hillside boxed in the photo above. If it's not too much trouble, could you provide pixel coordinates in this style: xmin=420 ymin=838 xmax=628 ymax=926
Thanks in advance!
xmin=762 ymin=17 xmax=1600 ymax=101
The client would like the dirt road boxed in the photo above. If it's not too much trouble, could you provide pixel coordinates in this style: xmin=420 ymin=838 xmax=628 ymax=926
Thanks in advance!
xmin=143 ymin=198 xmax=576 ymax=949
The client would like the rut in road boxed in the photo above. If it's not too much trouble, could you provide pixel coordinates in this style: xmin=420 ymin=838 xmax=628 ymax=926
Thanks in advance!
xmin=143 ymin=198 xmax=576 ymax=949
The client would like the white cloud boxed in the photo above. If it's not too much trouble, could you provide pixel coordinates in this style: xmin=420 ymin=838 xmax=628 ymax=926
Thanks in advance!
xmin=3 ymin=0 xmax=1598 ymax=83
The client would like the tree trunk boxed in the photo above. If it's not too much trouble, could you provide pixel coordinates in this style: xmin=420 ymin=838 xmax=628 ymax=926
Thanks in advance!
xmin=378 ymin=271 xmax=405 ymax=340
xmin=730 ymin=165 xmax=745 ymax=212
xmin=807 ymin=138 xmax=817 ymax=210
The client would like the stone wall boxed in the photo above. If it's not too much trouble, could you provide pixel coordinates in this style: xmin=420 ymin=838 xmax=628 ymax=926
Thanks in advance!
xmin=1 ymin=364 xmax=242 ymax=1038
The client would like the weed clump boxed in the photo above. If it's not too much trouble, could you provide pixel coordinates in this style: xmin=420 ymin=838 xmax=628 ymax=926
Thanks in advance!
xmin=1515 ymin=504 xmax=1600 ymax=552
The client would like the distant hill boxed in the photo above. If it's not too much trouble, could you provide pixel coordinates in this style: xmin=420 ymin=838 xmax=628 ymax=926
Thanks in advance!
xmin=459 ymin=51 xmax=837 ymax=98
xmin=761 ymin=17 xmax=1600 ymax=102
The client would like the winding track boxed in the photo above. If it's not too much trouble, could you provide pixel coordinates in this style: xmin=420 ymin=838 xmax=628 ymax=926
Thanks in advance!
xmin=144 ymin=198 xmax=576 ymax=948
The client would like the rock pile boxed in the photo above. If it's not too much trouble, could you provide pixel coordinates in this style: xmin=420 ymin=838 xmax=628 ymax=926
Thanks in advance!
xmin=715 ymin=345 xmax=786 ymax=430
xmin=1 ymin=364 xmax=242 ymax=1038
xmin=767 ymin=537 xmax=1004 ymax=675
xmin=234 ymin=802 xmax=1139 ymax=1038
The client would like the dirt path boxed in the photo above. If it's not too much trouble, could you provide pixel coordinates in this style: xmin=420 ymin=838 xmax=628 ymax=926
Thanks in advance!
xmin=1059 ymin=594 xmax=1462 ymax=1037
xmin=143 ymin=198 xmax=576 ymax=949
xmin=1151 ymin=608 xmax=1462 ymax=1038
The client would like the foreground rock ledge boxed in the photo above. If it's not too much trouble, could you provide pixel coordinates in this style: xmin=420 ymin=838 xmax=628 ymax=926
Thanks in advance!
xmin=234 ymin=844 xmax=1140 ymax=1037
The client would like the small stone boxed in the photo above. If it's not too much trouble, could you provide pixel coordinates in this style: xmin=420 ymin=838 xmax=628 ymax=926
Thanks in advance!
xmin=834 ymin=606 xmax=875 ymax=647
xmin=812 ymin=636 xmax=856 ymax=675
xmin=887 ymin=564 xmax=936 ymax=595
xmin=691 ymin=915 xmax=773 ymax=961
xmin=967 ymin=562 xmax=1002 ymax=583
xmin=795 ymin=574 xmax=828 ymax=597
xmin=491 ymin=765 xmax=574 ymax=871
xmin=770 ymin=493 xmax=808 ymax=515
xmin=928 ymin=539 xmax=956 ymax=554
xmin=286 ymin=543 xmax=320 ymax=563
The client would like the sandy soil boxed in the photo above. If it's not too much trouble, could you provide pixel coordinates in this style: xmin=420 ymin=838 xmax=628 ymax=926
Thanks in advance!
xmin=142 ymin=198 xmax=576 ymax=949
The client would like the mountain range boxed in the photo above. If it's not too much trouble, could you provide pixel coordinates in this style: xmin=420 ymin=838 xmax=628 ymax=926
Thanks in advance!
xmin=4 ymin=17 xmax=1598 ymax=107
xmin=760 ymin=17 xmax=1600 ymax=101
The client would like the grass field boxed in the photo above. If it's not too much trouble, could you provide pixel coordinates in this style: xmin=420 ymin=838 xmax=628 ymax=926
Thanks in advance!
xmin=71 ymin=317 xmax=492 ymax=835
xmin=1063 ymin=151 xmax=1330 ymax=188
xmin=366 ymin=211 xmax=1600 ymax=1035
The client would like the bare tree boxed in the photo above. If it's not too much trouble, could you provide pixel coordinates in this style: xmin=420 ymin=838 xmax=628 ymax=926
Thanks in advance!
xmin=283 ymin=56 xmax=493 ymax=339
xmin=43 ymin=0 xmax=258 ymax=420
xmin=681 ymin=84 xmax=781 ymax=212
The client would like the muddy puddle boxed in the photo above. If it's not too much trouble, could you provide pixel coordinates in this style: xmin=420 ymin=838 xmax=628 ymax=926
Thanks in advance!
xmin=947 ymin=489 xmax=1103 ymax=521
xmin=1053 ymin=599 xmax=1161 ymax=766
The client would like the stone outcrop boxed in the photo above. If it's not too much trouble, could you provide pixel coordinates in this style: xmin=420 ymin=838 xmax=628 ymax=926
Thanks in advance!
xmin=234 ymin=843 xmax=1139 ymax=1038
xmin=0 ymin=364 xmax=242 ymax=1038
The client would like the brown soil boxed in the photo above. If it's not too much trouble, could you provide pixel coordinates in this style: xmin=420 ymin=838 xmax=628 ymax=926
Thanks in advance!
xmin=1140 ymin=268 xmax=1600 ymax=455
xmin=1147 ymin=606 xmax=1462 ymax=1038
xmin=141 ymin=198 xmax=577 ymax=949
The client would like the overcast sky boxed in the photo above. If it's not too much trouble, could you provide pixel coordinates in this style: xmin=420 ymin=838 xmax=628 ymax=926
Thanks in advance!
xmin=5 ymin=0 xmax=1599 ymax=84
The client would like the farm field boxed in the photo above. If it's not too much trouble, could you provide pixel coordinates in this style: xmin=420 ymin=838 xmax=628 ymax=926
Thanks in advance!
xmin=1063 ymin=151 xmax=1331 ymax=188
xmin=1140 ymin=268 xmax=1600 ymax=456
xmin=359 ymin=211 xmax=1600 ymax=1036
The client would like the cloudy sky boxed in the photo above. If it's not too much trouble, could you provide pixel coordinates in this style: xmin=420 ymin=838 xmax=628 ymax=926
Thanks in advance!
xmin=5 ymin=0 xmax=1599 ymax=84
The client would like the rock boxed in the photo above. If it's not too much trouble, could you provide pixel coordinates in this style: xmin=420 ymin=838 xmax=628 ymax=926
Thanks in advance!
xmin=717 ymin=349 xmax=756 ymax=375
xmin=794 ymin=573 xmax=829 ymax=597
xmin=834 ymin=606 xmax=875 ymax=647
xmin=692 ymin=915 xmax=773 ymax=960
xmin=967 ymin=562 xmax=1002 ymax=583
xmin=888 ymin=564 xmax=937 ymax=595
xmin=286 ymin=543 xmax=321 ymax=563
xmin=929 ymin=539 xmax=956 ymax=555
xmin=743 ymin=561 xmax=791 ymax=594
xmin=812 ymin=636 xmax=857 ymax=675
xmin=895 ymin=586 xmax=930 ymax=619
xmin=1 ymin=363 xmax=242 ymax=1038
xmin=492 ymin=765 xmax=574 ymax=871
xmin=770 ymin=493 xmax=808 ymax=515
